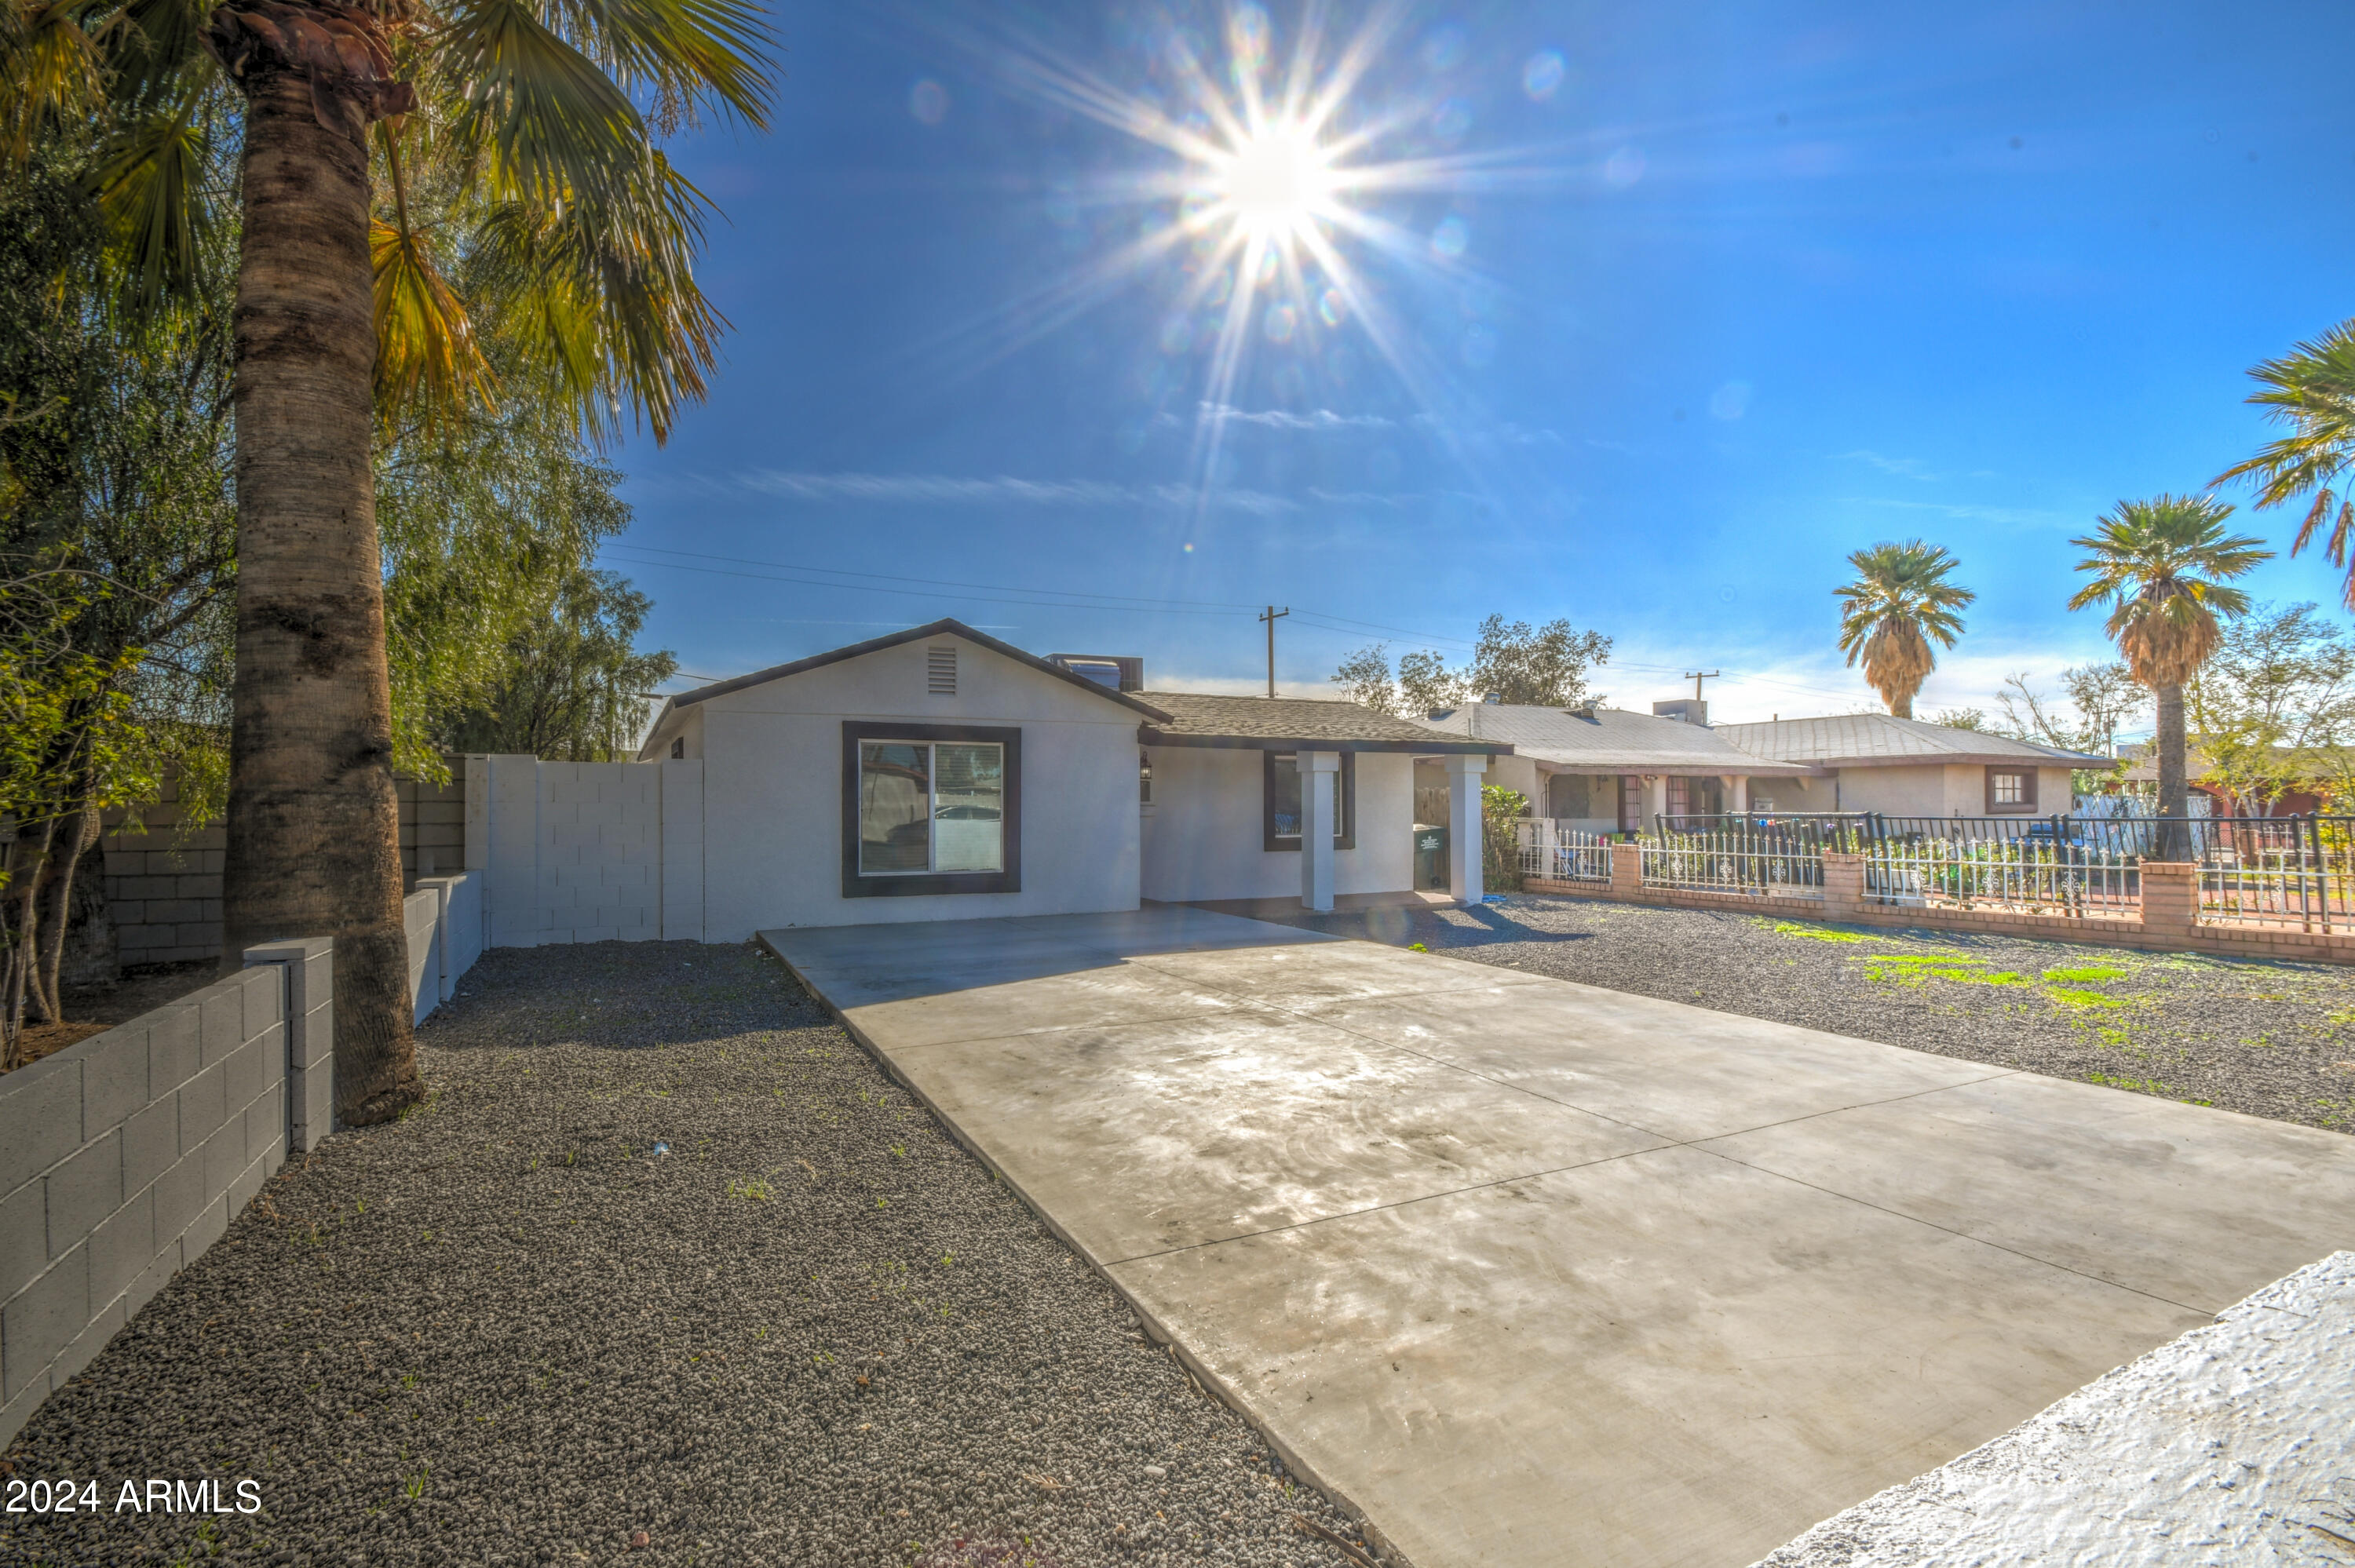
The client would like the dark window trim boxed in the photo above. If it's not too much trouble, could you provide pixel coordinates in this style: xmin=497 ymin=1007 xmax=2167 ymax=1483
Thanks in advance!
xmin=1984 ymin=764 xmax=2038 ymax=814
xmin=1263 ymin=750 xmax=1356 ymax=852
xmin=842 ymin=721 xmax=1022 ymax=898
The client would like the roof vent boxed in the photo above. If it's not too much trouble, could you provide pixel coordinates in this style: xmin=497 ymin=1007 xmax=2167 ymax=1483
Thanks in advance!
xmin=927 ymin=644 xmax=957 ymax=695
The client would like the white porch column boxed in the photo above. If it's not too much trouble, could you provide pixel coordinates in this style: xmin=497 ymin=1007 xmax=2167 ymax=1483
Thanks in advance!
xmin=1298 ymin=749 xmax=1340 ymax=912
xmin=1445 ymin=753 xmax=1486 ymax=905
xmin=1727 ymin=774 xmax=1748 ymax=812
xmin=1643 ymin=775 xmax=1668 ymax=832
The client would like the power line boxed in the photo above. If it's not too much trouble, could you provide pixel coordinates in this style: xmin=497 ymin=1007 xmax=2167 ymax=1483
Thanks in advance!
xmin=603 ymin=546 xmax=1871 ymax=704
xmin=603 ymin=543 xmax=1265 ymax=614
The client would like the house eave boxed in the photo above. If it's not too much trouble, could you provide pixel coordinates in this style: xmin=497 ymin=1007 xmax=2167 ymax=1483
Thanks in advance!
xmin=1139 ymin=728 xmax=1513 ymax=757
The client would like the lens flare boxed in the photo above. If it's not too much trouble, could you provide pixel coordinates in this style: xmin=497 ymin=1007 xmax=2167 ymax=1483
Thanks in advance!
xmin=913 ymin=2 xmax=1572 ymax=509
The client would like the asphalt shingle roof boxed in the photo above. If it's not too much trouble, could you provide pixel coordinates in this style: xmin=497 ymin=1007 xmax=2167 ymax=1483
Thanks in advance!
xmin=1715 ymin=714 xmax=2106 ymax=768
xmin=1137 ymin=692 xmax=1509 ymax=753
xmin=1413 ymin=704 xmax=1816 ymax=774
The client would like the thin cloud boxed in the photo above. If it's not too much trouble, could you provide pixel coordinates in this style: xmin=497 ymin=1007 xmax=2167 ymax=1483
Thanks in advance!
xmin=1849 ymin=495 xmax=2064 ymax=528
xmin=1838 ymin=449 xmax=1944 ymax=481
xmin=1163 ymin=403 xmax=1397 ymax=431
xmin=736 ymin=469 xmax=1304 ymax=516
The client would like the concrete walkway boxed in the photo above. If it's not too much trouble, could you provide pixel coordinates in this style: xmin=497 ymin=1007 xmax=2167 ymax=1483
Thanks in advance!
xmin=760 ymin=907 xmax=2355 ymax=1568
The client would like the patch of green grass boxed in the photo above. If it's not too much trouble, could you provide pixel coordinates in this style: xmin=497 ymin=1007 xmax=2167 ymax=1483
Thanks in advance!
xmin=2043 ymin=965 xmax=2128 ymax=983
xmin=1773 ymin=922 xmax=1862 ymax=942
xmin=2085 ymin=1071 xmax=2211 ymax=1106
xmin=2046 ymin=986 xmax=2123 ymax=1009
xmin=727 ymin=1176 xmax=774 ymax=1202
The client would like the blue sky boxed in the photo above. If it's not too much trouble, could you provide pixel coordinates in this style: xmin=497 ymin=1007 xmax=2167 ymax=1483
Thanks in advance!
xmin=607 ymin=0 xmax=2355 ymax=729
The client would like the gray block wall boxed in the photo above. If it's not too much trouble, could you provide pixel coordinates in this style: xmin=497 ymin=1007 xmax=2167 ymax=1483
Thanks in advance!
xmin=99 ymin=764 xmax=467 ymax=966
xmin=0 ymin=942 xmax=333 ymax=1446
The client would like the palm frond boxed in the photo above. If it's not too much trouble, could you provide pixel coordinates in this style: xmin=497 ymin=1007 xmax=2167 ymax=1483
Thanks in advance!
xmin=464 ymin=148 xmax=719 ymax=443
xmin=101 ymin=0 xmax=217 ymax=110
xmin=0 ymin=0 xmax=109 ymax=166
xmin=426 ymin=0 xmax=648 ymax=211
xmin=540 ymin=0 xmax=773 ymax=134
xmin=2069 ymin=494 xmax=2272 ymax=688
xmin=87 ymin=97 xmax=216 ymax=305
xmin=372 ymin=217 xmax=497 ymax=428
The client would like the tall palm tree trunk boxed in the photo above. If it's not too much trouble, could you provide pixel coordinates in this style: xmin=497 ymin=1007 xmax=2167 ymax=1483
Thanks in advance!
xmin=220 ymin=71 xmax=419 ymax=1125
xmin=2154 ymin=682 xmax=2188 ymax=862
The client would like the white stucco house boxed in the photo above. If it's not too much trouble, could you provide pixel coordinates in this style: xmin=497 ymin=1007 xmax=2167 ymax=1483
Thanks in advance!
xmin=624 ymin=618 xmax=1510 ymax=939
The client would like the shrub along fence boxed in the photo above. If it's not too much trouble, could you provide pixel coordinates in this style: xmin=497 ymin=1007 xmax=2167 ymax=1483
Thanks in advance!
xmin=1523 ymin=815 xmax=2355 ymax=965
xmin=0 ymin=873 xmax=480 ymax=1446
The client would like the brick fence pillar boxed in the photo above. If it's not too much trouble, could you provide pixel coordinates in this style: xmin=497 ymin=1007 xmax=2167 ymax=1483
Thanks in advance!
xmin=1820 ymin=851 xmax=1865 ymax=919
xmin=2138 ymin=862 xmax=2197 ymax=936
xmin=1609 ymin=841 xmax=1643 ymax=898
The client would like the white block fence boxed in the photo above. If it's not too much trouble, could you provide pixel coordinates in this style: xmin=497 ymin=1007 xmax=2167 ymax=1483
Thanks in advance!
xmin=466 ymin=756 xmax=705 ymax=948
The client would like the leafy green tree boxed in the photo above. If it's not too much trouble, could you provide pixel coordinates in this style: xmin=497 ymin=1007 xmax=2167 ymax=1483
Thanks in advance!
xmin=1330 ymin=643 xmax=1398 ymax=714
xmin=0 ymin=145 xmax=235 ymax=1030
xmin=1396 ymin=649 xmax=1466 ymax=717
xmin=5 ymin=0 xmax=773 ymax=1121
xmin=1468 ymin=615 xmax=1611 ymax=707
xmin=2213 ymin=320 xmax=2355 ymax=608
xmin=442 ymin=568 xmax=676 ymax=760
xmin=1988 ymin=663 xmax=2146 ymax=793
xmin=1347 ymin=617 xmax=1612 ymax=718
xmin=1834 ymin=541 xmax=1974 ymax=718
xmin=2067 ymin=496 xmax=2270 ymax=850
xmin=2185 ymin=603 xmax=2355 ymax=815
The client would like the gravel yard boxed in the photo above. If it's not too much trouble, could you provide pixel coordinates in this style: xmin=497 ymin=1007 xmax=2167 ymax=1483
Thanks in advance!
xmin=1258 ymin=895 xmax=2355 ymax=1135
xmin=2 ymin=942 xmax=1375 ymax=1568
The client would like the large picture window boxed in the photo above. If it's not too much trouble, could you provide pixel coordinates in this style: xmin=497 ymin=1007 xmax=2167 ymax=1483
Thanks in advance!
xmin=1263 ymin=751 xmax=1356 ymax=851
xmin=842 ymin=723 xmax=1021 ymax=896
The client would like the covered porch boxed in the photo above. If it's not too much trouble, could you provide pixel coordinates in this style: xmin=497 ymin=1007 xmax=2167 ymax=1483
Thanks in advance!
xmin=1134 ymin=692 xmax=1511 ymax=913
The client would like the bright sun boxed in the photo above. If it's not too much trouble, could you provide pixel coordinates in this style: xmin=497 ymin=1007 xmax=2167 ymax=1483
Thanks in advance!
xmin=1214 ymin=124 xmax=1334 ymax=242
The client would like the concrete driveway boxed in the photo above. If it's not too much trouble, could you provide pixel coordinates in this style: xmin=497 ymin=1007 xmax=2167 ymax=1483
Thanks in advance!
xmin=761 ymin=906 xmax=2355 ymax=1568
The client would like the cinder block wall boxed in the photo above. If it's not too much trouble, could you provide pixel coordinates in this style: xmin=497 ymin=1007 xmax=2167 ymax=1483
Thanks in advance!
xmin=98 ymin=764 xmax=468 ymax=968
xmin=478 ymin=756 xmax=703 ymax=947
xmin=0 ymin=957 xmax=310 ymax=1442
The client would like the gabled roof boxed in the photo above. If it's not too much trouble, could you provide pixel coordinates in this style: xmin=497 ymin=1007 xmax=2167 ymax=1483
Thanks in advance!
xmin=640 ymin=619 xmax=1169 ymax=756
xmin=1716 ymin=713 xmax=2107 ymax=769
xmin=1414 ymin=703 xmax=1815 ymax=775
xmin=1138 ymin=692 xmax=1508 ymax=754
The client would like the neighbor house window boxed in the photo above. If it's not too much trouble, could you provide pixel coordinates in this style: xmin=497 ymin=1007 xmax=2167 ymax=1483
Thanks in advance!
xmin=1139 ymin=749 xmax=1152 ymax=804
xmin=1264 ymin=751 xmax=1356 ymax=851
xmin=1985 ymin=767 xmax=2036 ymax=813
xmin=841 ymin=722 xmax=1020 ymax=896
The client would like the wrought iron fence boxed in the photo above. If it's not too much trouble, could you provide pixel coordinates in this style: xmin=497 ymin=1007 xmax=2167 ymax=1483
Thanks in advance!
xmin=2196 ymin=816 xmax=2355 ymax=929
xmin=1513 ymin=818 xmax=1611 ymax=883
xmin=1656 ymin=811 xmax=2355 ymax=924
xmin=1640 ymin=826 xmax=1824 ymax=899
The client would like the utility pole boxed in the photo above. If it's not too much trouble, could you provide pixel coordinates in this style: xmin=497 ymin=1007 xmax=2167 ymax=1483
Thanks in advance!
xmin=1259 ymin=606 xmax=1290 ymax=698
xmin=1685 ymin=669 xmax=1720 ymax=702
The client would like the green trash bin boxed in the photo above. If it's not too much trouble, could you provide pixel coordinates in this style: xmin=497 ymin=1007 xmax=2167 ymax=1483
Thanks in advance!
xmin=1414 ymin=826 xmax=1448 ymax=891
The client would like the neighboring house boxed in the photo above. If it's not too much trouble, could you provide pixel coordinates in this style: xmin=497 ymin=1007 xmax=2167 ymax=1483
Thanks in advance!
xmin=633 ymin=618 xmax=1510 ymax=935
xmin=2116 ymin=744 xmax=2337 ymax=817
xmin=1717 ymin=714 xmax=2101 ymax=819
xmin=1410 ymin=700 xmax=2103 ymax=829
xmin=1411 ymin=702 xmax=1814 ymax=831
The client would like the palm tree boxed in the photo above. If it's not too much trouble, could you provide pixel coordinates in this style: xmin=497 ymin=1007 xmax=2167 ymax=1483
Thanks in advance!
xmin=2066 ymin=495 xmax=2270 ymax=857
xmin=1834 ymin=541 xmax=1974 ymax=718
xmin=2212 ymin=319 xmax=2355 ymax=608
xmin=5 ymin=0 xmax=772 ymax=1121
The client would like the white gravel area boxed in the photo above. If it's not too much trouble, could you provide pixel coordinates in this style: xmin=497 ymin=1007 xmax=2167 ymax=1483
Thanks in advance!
xmin=1751 ymin=1250 xmax=2355 ymax=1568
